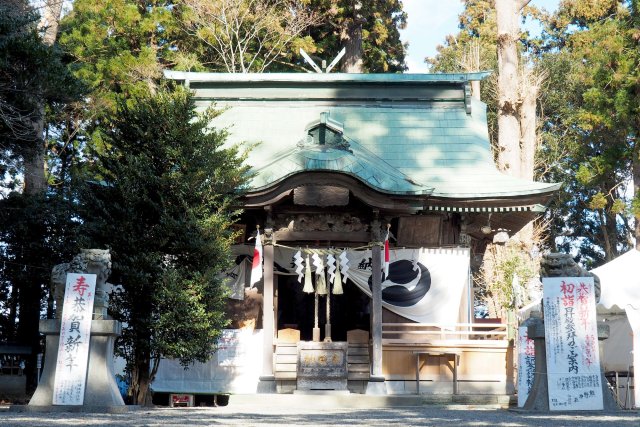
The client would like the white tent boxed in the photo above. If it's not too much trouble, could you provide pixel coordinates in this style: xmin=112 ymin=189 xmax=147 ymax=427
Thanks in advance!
xmin=591 ymin=249 xmax=640 ymax=408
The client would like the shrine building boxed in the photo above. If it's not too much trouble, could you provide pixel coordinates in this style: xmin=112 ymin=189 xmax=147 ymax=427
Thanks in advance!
xmin=157 ymin=71 xmax=560 ymax=396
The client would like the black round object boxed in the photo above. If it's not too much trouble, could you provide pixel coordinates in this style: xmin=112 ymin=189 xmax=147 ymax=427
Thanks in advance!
xmin=368 ymin=259 xmax=431 ymax=307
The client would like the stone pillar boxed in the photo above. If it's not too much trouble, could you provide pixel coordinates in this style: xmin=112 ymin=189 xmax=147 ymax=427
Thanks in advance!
xmin=523 ymin=317 xmax=618 ymax=411
xmin=258 ymin=230 xmax=276 ymax=393
xmin=366 ymin=244 xmax=386 ymax=394
xmin=26 ymin=249 xmax=125 ymax=412
xmin=28 ymin=320 xmax=125 ymax=411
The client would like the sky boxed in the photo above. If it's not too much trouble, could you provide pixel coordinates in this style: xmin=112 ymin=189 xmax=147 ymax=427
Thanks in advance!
xmin=400 ymin=0 xmax=561 ymax=73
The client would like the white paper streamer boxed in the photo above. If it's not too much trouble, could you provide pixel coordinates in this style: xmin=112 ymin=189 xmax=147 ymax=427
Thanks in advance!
xmin=339 ymin=250 xmax=350 ymax=283
xmin=326 ymin=254 xmax=336 ymax=283
xmin=293 ymin=250 xmax=304 ymax=283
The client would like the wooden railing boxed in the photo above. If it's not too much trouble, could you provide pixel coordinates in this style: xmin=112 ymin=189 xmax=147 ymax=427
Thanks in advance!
xmin=382 ymin=322 xmax=508 ymax=344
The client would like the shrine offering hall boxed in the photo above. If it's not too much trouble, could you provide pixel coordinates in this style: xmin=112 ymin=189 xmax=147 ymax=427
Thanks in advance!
xmin=152 ymin=71 xmax=559 ymax=396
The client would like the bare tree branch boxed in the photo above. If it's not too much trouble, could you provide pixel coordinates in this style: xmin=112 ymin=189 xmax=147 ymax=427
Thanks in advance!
xmin=180 ymin=0 xmax=323 ymax=73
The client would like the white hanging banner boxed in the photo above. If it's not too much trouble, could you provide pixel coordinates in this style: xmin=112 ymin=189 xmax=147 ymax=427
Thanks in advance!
xmin=517 ymin=326 xmax=535 ymax=407
xmin=542 ymin=277 xmax=603 ymax=411
xmin=624 ymin=306 xmax=640 ymax=408
xmin=53 ymin=273 xmax=96 ymax=405
xmin=231 ymin=245 xmax=470 ymax=325
xmin=346 ymin=248 xmax=470 ymax=325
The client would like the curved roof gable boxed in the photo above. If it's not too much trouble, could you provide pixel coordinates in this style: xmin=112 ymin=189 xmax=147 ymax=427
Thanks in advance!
xmin=164 ymin=71 xmax=560 ymax=203
xmin=252 ymin=113 xmax=432 ymax=195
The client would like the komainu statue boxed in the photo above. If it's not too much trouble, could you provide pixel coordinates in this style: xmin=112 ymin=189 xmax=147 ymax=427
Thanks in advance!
xmin=539 ymin=252 xmax=600 ymax=301
xmin=51 ymin=249 xmax=112 ymax=319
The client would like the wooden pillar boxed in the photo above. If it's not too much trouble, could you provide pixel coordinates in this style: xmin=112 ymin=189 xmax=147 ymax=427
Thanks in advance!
xmin=366 ymin=243 xmax=387 ymax=394
xmin=258 ymin=229 xmax=276 ymax=393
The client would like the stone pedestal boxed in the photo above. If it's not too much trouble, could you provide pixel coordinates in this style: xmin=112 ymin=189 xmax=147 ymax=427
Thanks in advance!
xmin=365 ymin=375 xmax=387 ymax=395
xmin=257 ymin=375 xmax=277 ymax=394
xmin=523 ymin=318 xmax=618 ymax=411
xmin=297 ymin=341 xmax=348 ymax=391
xmin=28 ymin=319 xmax=125 ymax=411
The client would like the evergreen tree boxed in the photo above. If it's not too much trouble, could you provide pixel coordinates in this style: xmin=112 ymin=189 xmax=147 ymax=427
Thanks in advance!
xmin=0 ymin=192 xmax=82 ymax=391
xmin=533 ymin=0 xmax=639 ymax=264
xmin=0 ymin=3 xmax=83 ymax=391
xmin=0 ymin=4 xmax=79 ymax=189
xmin=59 ymin=0 xmax=181 ymax=119
xmin=78 ymin=87 xmax=249 ymax=405
xmin=305 ymin=0 xmax=407 ymax=72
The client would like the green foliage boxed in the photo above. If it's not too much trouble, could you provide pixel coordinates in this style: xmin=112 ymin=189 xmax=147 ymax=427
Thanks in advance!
xmin=153 ymin=269 xmax=229 ymax=365
xmin=0 ymin=5 xmax=82 ymax=183
xmin=588 ymin=192 xmax=608 ymax=210
xmin=302 ymin=0 xmax=407 ymax=72
xmin=537 ymin=0 xmax=639 ymax=263
xmin=78 ymin=87 xmax=248 ymax=403
xmin=483 ymin=243 xmax=537 ymax=312
xmin=59 ymin=0 xmax=180 ymax=117
xmin=0 ymin=192 xmax=81 ymax=389
xmin=633 ymin=191 xmax=640 ymax=217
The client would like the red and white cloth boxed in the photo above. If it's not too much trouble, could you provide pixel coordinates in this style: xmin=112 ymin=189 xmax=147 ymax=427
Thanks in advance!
xmin=383 ymin=229 xmax=390 ymax=277
xmin=249 ymin=229 xmax=263 ymax=287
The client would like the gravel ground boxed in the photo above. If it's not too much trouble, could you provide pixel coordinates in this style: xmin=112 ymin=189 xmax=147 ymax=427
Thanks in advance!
xmin=1 ymin=405 xmax=639 ymax=427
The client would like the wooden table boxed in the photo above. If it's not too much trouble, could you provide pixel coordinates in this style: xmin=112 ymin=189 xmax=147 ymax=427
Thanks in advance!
xmin=414 ymin=350 xmax=462 ymax=395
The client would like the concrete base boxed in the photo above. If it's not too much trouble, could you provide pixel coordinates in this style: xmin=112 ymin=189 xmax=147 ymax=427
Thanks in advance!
xmin=365 ymin=376 xmax=387 ymax=395
xmin=293 ymin=390 xmax=350 ymax=395
xmin=257 ymin=376 xmax=277 ymax=394
xmin=12 ymin=404 xmax=135 ymax=414
xmin=29 ymin=319 xmax=124 ymax=408
xmin=226 ymin=393 xmax=513 ymax=409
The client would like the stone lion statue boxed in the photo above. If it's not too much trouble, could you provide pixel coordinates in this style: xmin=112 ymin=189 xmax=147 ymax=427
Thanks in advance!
xmin=51 ymin=249 xmax=112 ymax=319
xmin=539 ymin=252 xmax=601 ymax=301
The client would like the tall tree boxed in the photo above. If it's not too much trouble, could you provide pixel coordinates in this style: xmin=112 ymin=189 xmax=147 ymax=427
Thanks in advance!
xmin=496 ymin=0 xmax=531 ymax=177
xmin=0 ymin=3 xmax=83 ymax=391
xmin=305 ymin=0 xmax=407 ymax=73
xmin=22 ymin=0 xmax=65 ymax=194
xmin=428 ymin=0 xmax=499 ymax=142
xmin=537 ymin=0 xmax=639 ymax=262
xmin=59 ymin=0 xmax=182 ymax=119
xmin=78 ymin=88 xmax=249 ymax=404
xmin=1 ymin=4 xmax=78 ymax=190
xmin=427 ymin=0 xmax=552 ymax=317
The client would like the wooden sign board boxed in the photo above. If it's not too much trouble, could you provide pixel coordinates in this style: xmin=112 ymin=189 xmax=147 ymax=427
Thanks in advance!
xmin=293 ymin=185 xmax=349 ymax=207
xmin=397 ymin=216 xmax=442 ymax=247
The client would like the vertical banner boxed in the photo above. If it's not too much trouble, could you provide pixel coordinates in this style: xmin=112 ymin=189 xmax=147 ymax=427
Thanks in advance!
xmin=542 ymin=277 xmax=603 ymax=410
xmin=624 ymin=306 xmax=640 ymax=408
xmin=53 ymin=273 xmax=96 ymax=405
xmin=517 ymin=326 xmax=535 ymax=407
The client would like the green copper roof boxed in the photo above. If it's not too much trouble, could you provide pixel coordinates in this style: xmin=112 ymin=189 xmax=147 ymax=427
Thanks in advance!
xmin=252 ymin=115 xmax=432 ymax=195
xmin=164 ymin=71 xmax=560 ymax=200
xmin=165 ymin=70 xmax=492 ymax=84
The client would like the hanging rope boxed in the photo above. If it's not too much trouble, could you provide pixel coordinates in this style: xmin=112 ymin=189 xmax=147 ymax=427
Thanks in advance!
xmin=303 ymin=254 xmax=314 ymax=293
xmin=273 ymin=242 xmax=373 ymax=253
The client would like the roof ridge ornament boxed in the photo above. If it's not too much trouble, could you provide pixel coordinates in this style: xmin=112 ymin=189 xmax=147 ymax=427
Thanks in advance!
xmin=299 ymin=112 xmax=351 ymax=152
xmin=300 ymin=48 xmax=346 ymax=74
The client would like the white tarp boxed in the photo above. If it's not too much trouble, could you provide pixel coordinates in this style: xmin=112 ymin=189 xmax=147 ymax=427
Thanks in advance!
xmin=542 ymin=277 xmax=603 ymax=411
xmin=53 ymin=273 xmax=97 ymax=405
xmin=624 ymin=306 xmax=640 ymax=408
xmin=231 ymin=245 xmax=470 ymax=325
xmin=592 ymin=249 xmax=640 ymax=311
xmin=591 ymin=249 xmax=640 ymax=408
xmin=152 ymin=329 xmax=263 ymax=394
